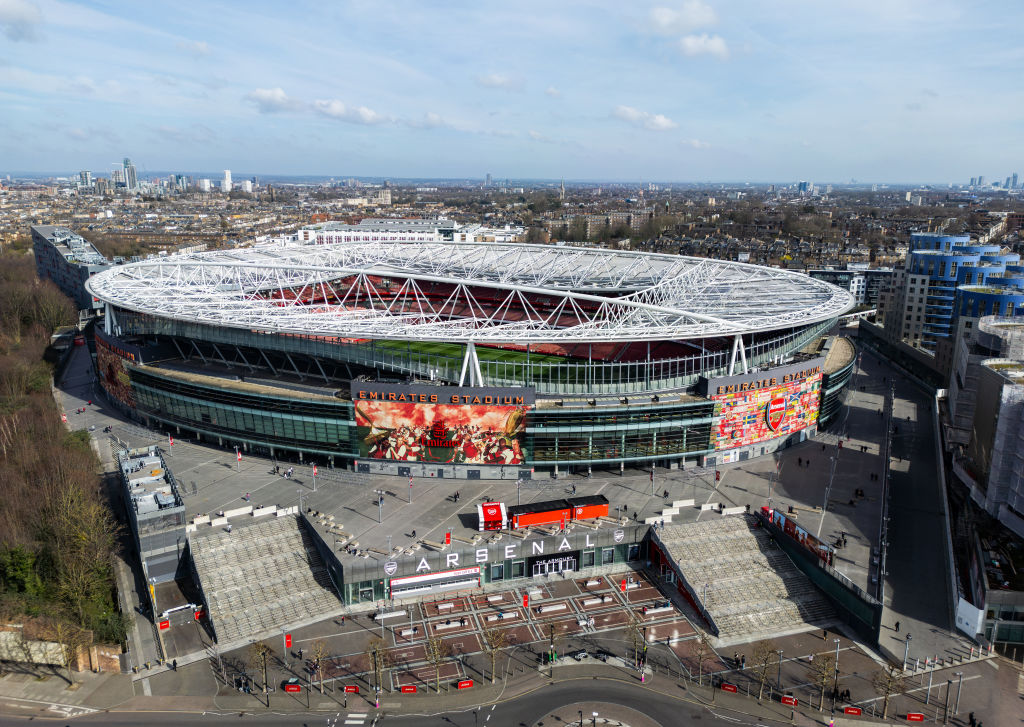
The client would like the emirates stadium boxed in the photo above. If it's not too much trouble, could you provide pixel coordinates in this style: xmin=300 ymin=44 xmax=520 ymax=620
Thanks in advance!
xmin=85 ymin=241 xmax=857 ymax=479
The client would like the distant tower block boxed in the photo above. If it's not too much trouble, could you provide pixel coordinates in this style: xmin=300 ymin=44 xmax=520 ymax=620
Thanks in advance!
xmin=223 ymin=169 xmax=233 ymax=193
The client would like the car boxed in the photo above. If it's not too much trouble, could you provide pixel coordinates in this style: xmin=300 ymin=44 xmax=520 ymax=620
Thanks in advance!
xmin=571 ymin=649 xmax=588 ymax=661
xmin=594 ymin=650 xmax=612 ymax=662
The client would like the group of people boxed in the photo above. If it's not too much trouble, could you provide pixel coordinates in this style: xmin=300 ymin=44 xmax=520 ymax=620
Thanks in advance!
xmin=274 ymin=465 xmax=294 ymax=479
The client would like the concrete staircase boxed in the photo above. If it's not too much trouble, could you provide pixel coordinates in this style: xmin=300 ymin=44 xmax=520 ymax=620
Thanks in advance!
xmin=657 ymin=516 xmax=837 ymax=644
xmin=190 ymin=515 xmax=341 ymax=644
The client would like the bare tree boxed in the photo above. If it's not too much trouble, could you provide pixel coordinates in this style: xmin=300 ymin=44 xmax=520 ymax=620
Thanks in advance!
xmin=423 ymin=633 xmax=451 ymax=693
xmin=692 ymin=631 xmax=713 ymax=686
xmin=366 ymin=636 xmax=391 ymax=696
xmin=311 ymin=639 xmax=328 ymax=694
xmin=480 ymin=625 xmax=509 ymax=684
xmin=42 ymin=613 xmax=89 ymax=685
xmin=752 ymin=639 xmax=778 ymax=701
xmin=871 ymin=663 xmax=906 ymax=719
xmin=808 ymin=653 xmax=836 ymax=711
xmin=247 ymin=641 xmax=273 ymax=705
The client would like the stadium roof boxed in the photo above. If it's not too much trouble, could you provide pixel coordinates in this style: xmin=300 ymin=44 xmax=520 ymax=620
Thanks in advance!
xmin=86 ymin=242 xmax=854 ymax=343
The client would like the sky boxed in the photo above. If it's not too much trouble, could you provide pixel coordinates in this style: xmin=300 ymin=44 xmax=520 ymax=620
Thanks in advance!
xmin=1 ymin=0 xmax=1023 ymax=182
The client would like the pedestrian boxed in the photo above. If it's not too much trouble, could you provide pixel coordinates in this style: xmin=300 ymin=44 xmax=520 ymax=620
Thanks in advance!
xmin=968 ymin=711 xmax=975 ymax=726
xmin=226 ymin=524 xmax=232 ymax=533
xmin=411 ymin=529 xmax=417 ymax=538
xmin=798 ymin=457 xmax=802 ymax=466
xmin=894 ymin=620 xmax=900 ymax=633
xmin=740 ymin=654 xmax=746 ymax=668
xmin=809 ymin=653 xmax=814 ymax=663
xmin=807 ymin=459 xmax=811 ymax=467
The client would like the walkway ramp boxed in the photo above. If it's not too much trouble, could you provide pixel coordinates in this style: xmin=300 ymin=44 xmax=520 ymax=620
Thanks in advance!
xmin=190 ymin=515 xmax=341 ymax=644
xmin=655 ymin=515 xmax=838 ymax=645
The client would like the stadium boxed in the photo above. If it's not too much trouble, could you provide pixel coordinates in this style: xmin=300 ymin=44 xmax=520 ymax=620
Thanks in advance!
xmin=86 ymin=241 xmax=857 ymax=478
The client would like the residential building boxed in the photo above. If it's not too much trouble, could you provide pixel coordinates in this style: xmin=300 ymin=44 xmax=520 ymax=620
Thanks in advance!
xmin=31 ymin=224 xmax=111 ymax=310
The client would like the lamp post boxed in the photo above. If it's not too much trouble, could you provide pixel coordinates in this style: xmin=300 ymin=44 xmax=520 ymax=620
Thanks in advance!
xmin=777 ymin=649 xmax=784 ymax=691
xmin=374 ymin=489 xmax=385 ymax=523
xmin=902 ymin=633 xmax=912 ymax=672
xmin=578 ymin=710 xmax=583 ymax=726
xmin=516 ymin=478 xmax=522 ymax=506
xmin=830 ymin=637 xmax=840 ymax=716
xmin=953 ymin=671 xmax=963 ymax=715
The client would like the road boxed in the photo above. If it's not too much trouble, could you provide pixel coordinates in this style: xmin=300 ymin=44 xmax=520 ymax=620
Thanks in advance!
xmin=0 ymin=679 xmax=773 ymax=726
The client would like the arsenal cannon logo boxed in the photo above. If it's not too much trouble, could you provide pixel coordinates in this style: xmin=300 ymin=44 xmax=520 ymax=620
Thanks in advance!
xmin=765 ymin=396 xmax=787 ymax=432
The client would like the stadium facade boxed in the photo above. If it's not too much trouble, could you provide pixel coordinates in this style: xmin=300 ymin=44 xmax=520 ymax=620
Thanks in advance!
xmin=86 ymin=241 xmax=856 ymax=478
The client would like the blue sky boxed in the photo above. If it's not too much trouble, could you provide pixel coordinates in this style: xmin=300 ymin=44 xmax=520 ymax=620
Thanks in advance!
xmin=1 ymin=0 xmax=1023 ymax=182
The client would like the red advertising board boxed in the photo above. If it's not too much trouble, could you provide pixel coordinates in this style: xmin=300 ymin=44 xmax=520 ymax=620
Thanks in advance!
xmin=284 ymin=683 xmax=302 ymax=693
xmin=344 ymin=685 xmax=360 ymax=693
xmin=400 ymin=685 xmax=417 ymax=693
xmin=620 ymin=579 xmax=627 ymax=592
xmin=457 ymin=679 xmax=473 ymax=690
xmin=158 ymin=619 xmax=170 ymax=630
xmin=285 ymin=633 xmax=292 ymax=648
xmin=906 ymin=714 xmax=924 ymax=723
xmin=721 ymin=683 xmax=738 ymax=693
xmin=844 ymin=706 xmax=862 ymax=716
xmin=522 ymin=594 xmax=529 ymax=608
xmin=444 ymin=531 xmax=451 ymax=546
xmin=780 ymin=695 xmax=798 ymax=706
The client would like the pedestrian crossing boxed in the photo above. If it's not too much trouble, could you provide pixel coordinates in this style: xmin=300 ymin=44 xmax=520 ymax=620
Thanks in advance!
xmin=344 ymin=713 xmax=368 ymax=725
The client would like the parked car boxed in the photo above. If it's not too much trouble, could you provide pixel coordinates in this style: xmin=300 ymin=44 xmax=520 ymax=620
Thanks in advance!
xmin=595 ymin=649 xmax=612 ymax=662
xmin=571 ymin=649 xmax=588 ymax=661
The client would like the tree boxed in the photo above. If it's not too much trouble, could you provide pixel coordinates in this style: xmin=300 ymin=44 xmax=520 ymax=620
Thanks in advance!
xmin=480 ymin=625 xmax=509 ymax=684
xmin=42 ymin=612 xmax=89 ymax=685
xmin=366 ymin=636 xmax=391 ymax=696
xmin=871 ymin=663 xmax=906 ymax=719
xmin=692 ymin=631 xmax=713 ymax=686
xmin=423 ymin=634 xmax=450 ymax=693
xmin=752 ymin=639 xmax=778 ymax=701
xmin=247 ymin=641 xmax=273 ymax=705
xmin=808 ymin=652 xmax=837 ymax=711
xmin=311 ymin=639 xmax=328 ymax=694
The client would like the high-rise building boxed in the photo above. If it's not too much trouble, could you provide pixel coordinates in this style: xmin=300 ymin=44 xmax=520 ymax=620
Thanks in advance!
xmin=223 ymin=169 xmax=232 ymax=193
xmin=559 ymin=179 xmax=565 ymax=200
xmin=79 ymin=170 xmax=92 ymax=187
xmin=241 ymin=180 xmax=253 ymax=193
xmin=485 ymin=173 xmax=492 ymax=187
xmin=1013 ymin=173 xmax=1019 ymax=190
xmin=198 ymin=179 xmax=212 ymax=192
xmin=123 ymin=158 xmax=138 ymax=190
xmin=879 ymin=233 xmax=1024 ymax=376
xmin=978 ymin=175 xmax=986 ymax=187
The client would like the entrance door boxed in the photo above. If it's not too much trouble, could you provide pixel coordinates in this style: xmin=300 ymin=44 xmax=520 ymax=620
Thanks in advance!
xmin=532 ymin=561 xmax=548 ymax=577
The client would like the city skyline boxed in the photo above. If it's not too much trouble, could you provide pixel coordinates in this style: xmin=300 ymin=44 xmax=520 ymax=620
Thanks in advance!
xmin=1 ymin=0 xmax=1023 ymax=182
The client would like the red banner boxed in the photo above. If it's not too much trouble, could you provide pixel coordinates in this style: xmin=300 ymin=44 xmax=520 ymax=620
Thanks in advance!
xmin=522 ymin=594 xmax=529 ymax=608
xmin=285 ymin=633 xmax=292 ymax=648
xmin=620 ymin=579 xmax=627 ymax=592
xmin=444 ymin=531 xmax=451 ymax=545
xmin=284 ymin=684 xmax=302 ymax=693
xmin=781 ymin=695 xmax=798 ymax=706
xmin=457 ymin=679 xmax=473 ymax=689
xmin=907 ymin=714 xmax=924 ymax=723
xmin=400 ymin=685 xmax=417 ymax=693
xmin=721 ymin=683 xmax=737 ymax=693
xmin=344 ymin=685 xmax=359 ymax=693
xmin=844 ymin=706 xmax=862 ymax=716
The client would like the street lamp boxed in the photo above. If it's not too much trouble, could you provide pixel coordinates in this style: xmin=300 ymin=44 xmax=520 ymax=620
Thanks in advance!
xmin=777 ymin=649 xmax=784 ymax=691
xmin=374 ymin=489 xmax=385 ymax=523
xmin=953 ymin=671 xmax=963 ymax=715
xmin=517 ymin=478 xmax=522 ymax=506
xmin=902 ymin=633 xmax=912 ymax=671
xmin=830 ymin=637 xmax=840 ymax=716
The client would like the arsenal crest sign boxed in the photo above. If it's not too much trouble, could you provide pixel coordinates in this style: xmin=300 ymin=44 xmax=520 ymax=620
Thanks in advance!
xmin=765 ymin=396 xmax=787 ymax=432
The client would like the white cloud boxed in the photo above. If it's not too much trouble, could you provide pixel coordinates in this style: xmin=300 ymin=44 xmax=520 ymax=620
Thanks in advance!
xmin=176 ymin=39 xmax=210 ymax=57
xmin=679 ymin=33 xmax=729 ymax=59
xmin=612 ymin=105 xmax=677 ymax=131
xmin=405 ymin=112 xmax=454 ymax=130
xmin=475 ymin=73 xmax=525 ymax=92
xmin=683 ymin=138 xmax=711 ymax=149
xmin=313 ymin=99 xmax=388 ymax=125
xmin=0 ymin=0 xmax=41 ymax=41
xmin=245 ymin=87 xmax=300 ymax=113
xmin=649 ymin=2 xmax=717 ymax=34
xmin=545 ymin=86 xmax=562 ymax=98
